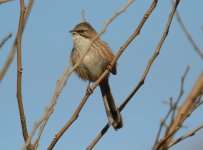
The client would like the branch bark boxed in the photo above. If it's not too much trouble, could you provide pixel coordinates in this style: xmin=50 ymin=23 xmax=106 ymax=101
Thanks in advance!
xmin=17 ymin=0 xmax=27 ymax=141
xmin=16 ymin=0 xmax=33 ymax=150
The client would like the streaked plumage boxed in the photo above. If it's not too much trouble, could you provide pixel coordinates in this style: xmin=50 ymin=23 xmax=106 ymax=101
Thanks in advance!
xmin=70 ymin=22 xmax=123 ymax=130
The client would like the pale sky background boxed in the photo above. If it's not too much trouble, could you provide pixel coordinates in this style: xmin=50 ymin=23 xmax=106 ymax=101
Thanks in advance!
xmin=0 ymin=0 xmax=203 ymax=150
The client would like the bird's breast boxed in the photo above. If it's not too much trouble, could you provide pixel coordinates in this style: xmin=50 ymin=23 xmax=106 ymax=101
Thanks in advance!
xmin=72 ymin=35 xmax=106 ymax=81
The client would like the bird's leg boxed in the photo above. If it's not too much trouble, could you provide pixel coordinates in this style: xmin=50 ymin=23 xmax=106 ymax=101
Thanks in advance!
xmin=86 ymin=81 xmax=93 ymax=95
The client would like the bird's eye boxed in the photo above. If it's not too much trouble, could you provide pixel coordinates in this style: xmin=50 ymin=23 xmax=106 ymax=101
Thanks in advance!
xmin=78 ymin=30 xmax=84 ymax=33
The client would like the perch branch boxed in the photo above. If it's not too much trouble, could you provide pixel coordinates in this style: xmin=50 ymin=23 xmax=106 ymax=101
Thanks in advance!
xmin=22 ymin=1 xmax=135 ymax=150
xmin=46 ymin=1 xmax=135 ymax=150
xmin=87 ymin=0 xmax=181 ymax=149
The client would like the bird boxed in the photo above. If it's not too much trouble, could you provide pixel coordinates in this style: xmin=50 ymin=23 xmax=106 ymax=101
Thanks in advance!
xmin=69 ymin=22 xmax=123 ymax=130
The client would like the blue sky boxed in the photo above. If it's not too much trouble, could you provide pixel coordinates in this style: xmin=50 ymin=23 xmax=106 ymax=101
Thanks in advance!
xmin=0 ymin=0 xmax=203 ymax=150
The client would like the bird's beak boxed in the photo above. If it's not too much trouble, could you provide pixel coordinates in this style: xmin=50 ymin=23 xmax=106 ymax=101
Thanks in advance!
xmin=69 ymin=29 xmax=75 ymax=33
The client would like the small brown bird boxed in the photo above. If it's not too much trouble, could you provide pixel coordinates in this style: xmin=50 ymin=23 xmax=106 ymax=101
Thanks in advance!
xmin=70 ymin=22 xmax=123 ymax=130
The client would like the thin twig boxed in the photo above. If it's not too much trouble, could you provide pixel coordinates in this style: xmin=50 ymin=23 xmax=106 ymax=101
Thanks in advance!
xmin=0 ymin=33 xmax=12 ymax=48
xmin=22 ymin=1 xmax=135 ymax=150
xmin=171 ymin=0 xmax=203 ymax=59
xmin=87 ymin=0 xmax=181 ymax=149
xmin=195 ymin=96 xmax=203 ymax=109
xmin=153 ymin=98 xmax=174 ymax=149
xmin=81 ymin=10 xmax=86 ymax=22
xmin=155 ymin=72 xmax=203 ymax=150
xmin=0 ymin=0 xmax=34 ymax=82
xmin=152 ymin=66 xmax=189 ymax=149
xmin=168 ymin=124 xmax=203 ymax=148
xmin=170 ymin=66 xmax=189 ymax=124
xmin=155 ymin=98 xmax=203 ymax=150
xmin=118 ymin=0 xmax=179 ymax=111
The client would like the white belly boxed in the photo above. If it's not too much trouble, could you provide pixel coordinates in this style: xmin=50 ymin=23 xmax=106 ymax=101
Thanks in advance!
xmin=72 ymin=34 xmax=107 ymax=81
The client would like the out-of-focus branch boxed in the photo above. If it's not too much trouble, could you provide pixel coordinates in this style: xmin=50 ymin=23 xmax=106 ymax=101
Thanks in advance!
xmin=0 ymin=0 xmax=12 ymax=4
xmin=155 ymin=72 xmax=203 ymax=150
xmin=0 ymin=0 xmax=34 ymax=82
xmin=0 ymin=33 xmax=12 ymax=48
xmin=87 ymin=0 xmax=181 ymax=149
xmin=0 ymin=41 xmax=16 ymax=82
xmin=22 ymin=1 xmax=135 ymax=150
xmin=171 ymin=0 xmax=203 ymax=59
xmin=153 ymin=66 xmax=189 ymax=149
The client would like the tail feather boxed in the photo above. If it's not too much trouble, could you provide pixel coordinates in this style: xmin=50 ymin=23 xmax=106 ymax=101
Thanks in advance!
xmin=99 ymin=79 xmax=123 ymax=130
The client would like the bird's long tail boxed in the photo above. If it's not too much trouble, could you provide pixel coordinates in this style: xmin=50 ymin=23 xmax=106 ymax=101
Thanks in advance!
xmin=99 ymin=78 xmax=123 ymax=130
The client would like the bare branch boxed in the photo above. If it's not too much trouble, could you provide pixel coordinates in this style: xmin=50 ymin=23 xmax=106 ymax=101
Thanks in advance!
xmin=155 ymin=72 xmax=203 ymax=150
xmin=87 ymin=0 xmax=181 ymax=149
xmin=17 ymin=0 xmax=26 ymax=140
xmin=0 ymin=0 xmax=35 ymax=82
xmin=171 ymin=0 xmax=203 ymax=59
xmin=9 ymin=1 xmax=35 ymax=150
xmin=22 ymin=1 xmax=135 ymax=150
xmin=0 ymin=44 xmax=16 ymax=82
xmin=170 ymin=66 xmax=190 ymax=124
xmin=81 ymin=10 xmax=86 ymax=22
xmin=0 ymin=33 xmax=12 ymax=48
xmin=168 ymin=124 xmax=203 ymax=148
xmin=0 ymin=0 xmax=13 ymax=4
xmin=16 ymin=0 xmax=33 ymax=150
xmin=152 ymin=66 xmax=189 ymax=149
